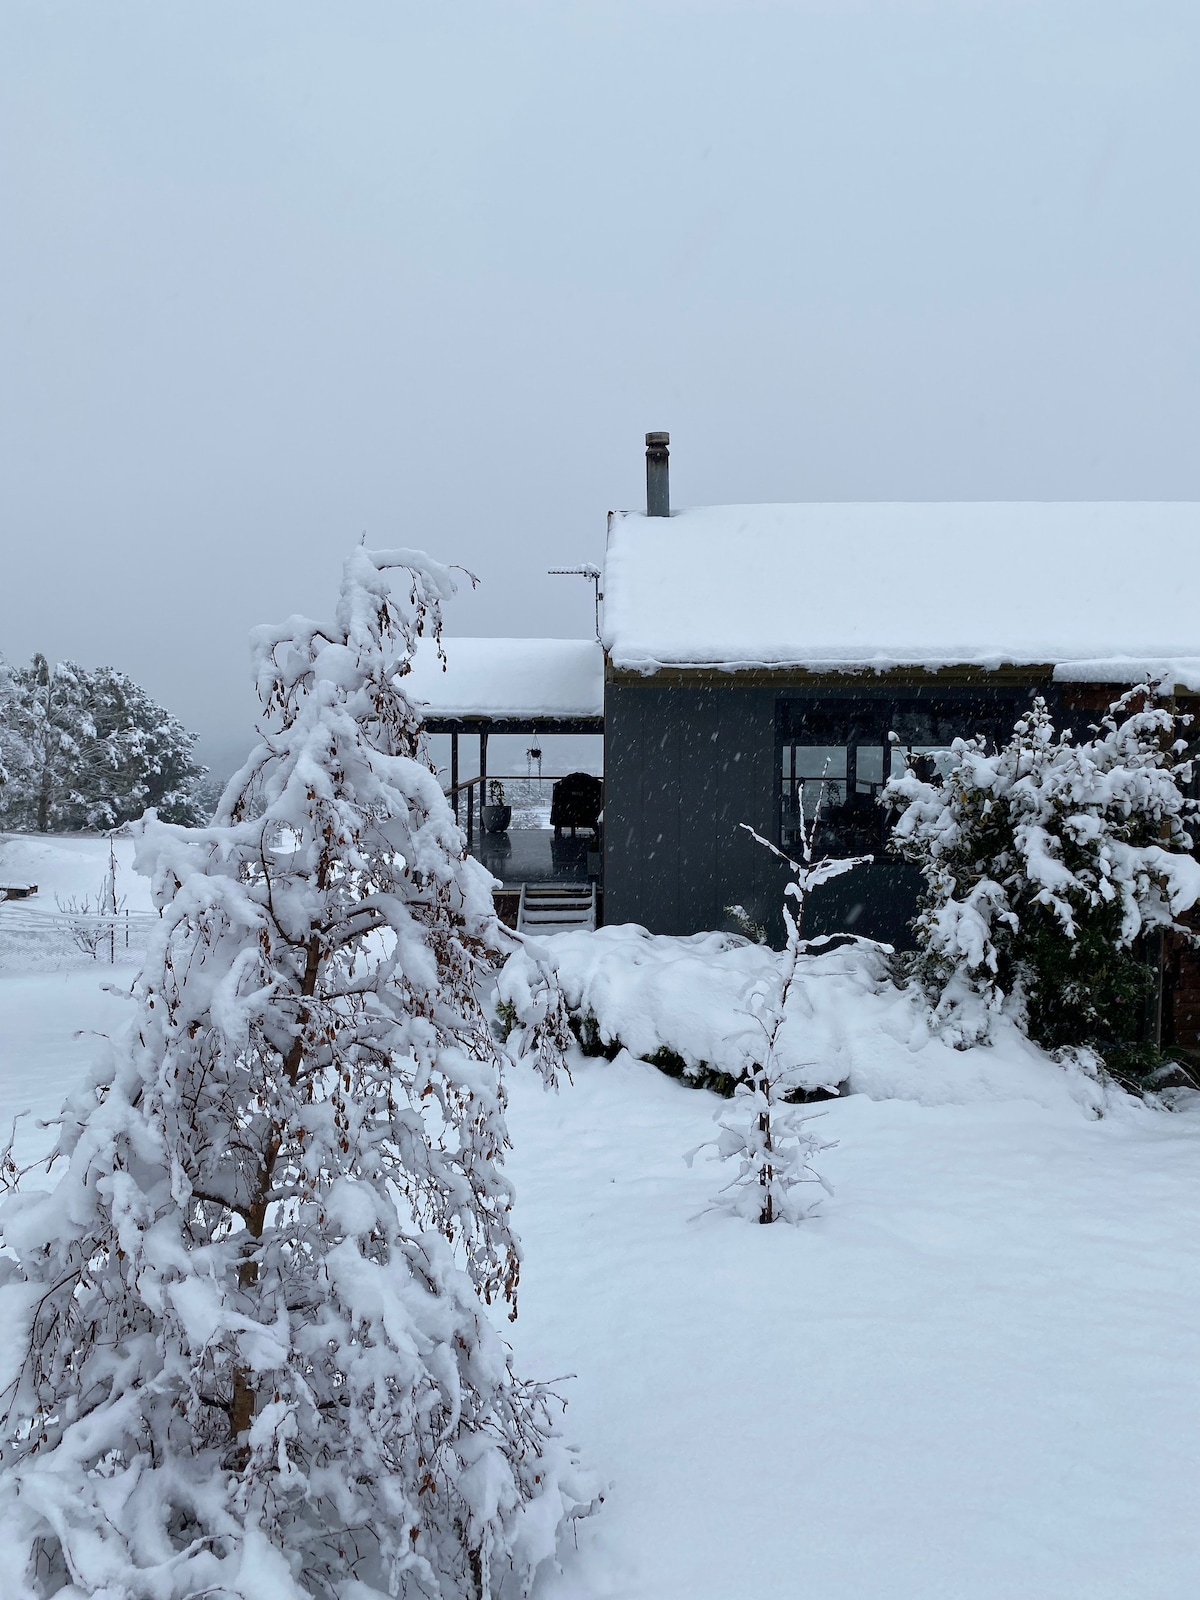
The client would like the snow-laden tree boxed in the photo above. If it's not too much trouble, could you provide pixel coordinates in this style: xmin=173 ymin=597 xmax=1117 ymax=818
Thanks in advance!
xmin=0 ymin=655 xmax=204 ymax=832
xmin=83 ymin=665 xmax=207 ymax=828
xmin=0 ymin=654 xmax=96 ymax=830
xmin=885 ymin=690 xmax=1200 ymax=1072
xmin=0 ymin=651 xmax=32 ymax=805
xmin=0 ymin=549 xmax=594 ymax=1599
xmin=686 ymin=816 xmax=862 ymax=1225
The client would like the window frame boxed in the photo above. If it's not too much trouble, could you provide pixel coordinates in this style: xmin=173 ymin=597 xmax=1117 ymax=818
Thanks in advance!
xmin=775 ymin=686 xmax=1038 ymax=854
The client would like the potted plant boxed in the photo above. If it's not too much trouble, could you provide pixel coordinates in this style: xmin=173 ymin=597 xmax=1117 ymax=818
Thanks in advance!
xmin=481 ymin=779 xmax=512 ymax=834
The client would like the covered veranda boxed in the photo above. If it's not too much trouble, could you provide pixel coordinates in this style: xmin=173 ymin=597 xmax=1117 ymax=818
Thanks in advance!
xmin=407 ymin=638 xmax=604 ymax=895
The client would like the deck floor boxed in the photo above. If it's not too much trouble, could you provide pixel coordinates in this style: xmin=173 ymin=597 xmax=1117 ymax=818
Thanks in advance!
xmin=466 ymin=826 xmax=594 ymax=889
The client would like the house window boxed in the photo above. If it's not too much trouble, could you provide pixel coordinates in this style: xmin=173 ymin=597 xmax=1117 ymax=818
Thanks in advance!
xmin=779 ymin=740 xmax=897 ymax=855
xmin=777 ymin=690 xmax=1036 ymax=857
xmin=781 ymin=744 xmax=846 ymax=827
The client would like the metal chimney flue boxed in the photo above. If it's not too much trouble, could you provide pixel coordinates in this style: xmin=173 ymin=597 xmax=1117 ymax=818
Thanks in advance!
xmin=645 ymin=431 xmax=670 ymax=517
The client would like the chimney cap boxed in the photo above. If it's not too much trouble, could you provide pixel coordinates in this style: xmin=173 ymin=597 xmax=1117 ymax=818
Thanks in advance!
xmin=645 ymin=431 xmax=670 ymax=448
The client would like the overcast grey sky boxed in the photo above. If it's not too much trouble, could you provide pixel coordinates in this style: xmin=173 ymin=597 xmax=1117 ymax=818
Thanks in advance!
xmin=3 ymin=0 xmax=1198 ymax=772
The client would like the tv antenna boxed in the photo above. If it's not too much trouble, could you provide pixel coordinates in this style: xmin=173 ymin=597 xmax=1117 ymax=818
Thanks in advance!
xmin=548 ymin=564 xmax=602 ymax=639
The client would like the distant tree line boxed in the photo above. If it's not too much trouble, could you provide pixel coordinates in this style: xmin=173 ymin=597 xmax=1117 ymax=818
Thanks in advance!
xmin=0 ymin=652 xmax=206 ymax=831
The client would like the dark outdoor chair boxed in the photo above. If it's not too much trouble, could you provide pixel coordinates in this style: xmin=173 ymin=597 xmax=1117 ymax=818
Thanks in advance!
xmin=550 ymin=772 xmax=603 ymax=835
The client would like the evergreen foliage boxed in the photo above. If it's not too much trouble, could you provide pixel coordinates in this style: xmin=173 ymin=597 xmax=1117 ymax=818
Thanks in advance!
xmin=885 ymin=690 xmax=1200 ymax=1077
xmin=0 ymin=549 xmax=593 ymax=1598
xmin=0 ymin=653 xmax=28 ymax=797
xmin=0 ymin=654 xmax=204 ymax=831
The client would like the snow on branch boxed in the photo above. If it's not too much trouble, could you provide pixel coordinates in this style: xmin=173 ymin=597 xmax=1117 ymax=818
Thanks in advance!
xmin=687 ymin=792 xmax=877 ymax=1224
xmin=886 ymin=688 xmax=1200 ymax=1077
xmin=0 ymin=546 xmax=592 ymax=1598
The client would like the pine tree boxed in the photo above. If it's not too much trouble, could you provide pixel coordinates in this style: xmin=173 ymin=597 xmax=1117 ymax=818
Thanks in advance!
xmin=77 ymin=664 xmax=206 ymax=827
xmin=0 ymin=656 xmax=205 ymax=832
xmin=0 ymin=652 xmax=32 ymax=806
xmin=0 ymin=654 xmax=93 ymax=831
xmin=885 ymin=690 xmax=1200 ymax=1075
xmin=0 ymin=548 xmax=593 ymax=1598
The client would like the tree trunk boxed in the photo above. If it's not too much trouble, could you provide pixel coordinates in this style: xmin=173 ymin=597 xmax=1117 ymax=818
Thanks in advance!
xmin=36 ymin=757 xmax=52 ymax=833
xmin=229 ymin=930 xmax=324 ymax=1445
xmin=758 ymin=1095 xmax=774 ymax=1224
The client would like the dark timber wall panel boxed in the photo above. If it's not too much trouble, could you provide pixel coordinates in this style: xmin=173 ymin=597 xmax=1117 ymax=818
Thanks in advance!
xmin=603 ymin=683 xmax=646 ymax=927
xmin=605 ymin=681 xmax=791 ymax=938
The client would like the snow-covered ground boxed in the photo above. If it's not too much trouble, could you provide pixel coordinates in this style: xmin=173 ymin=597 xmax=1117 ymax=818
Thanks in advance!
xmin=2 ymin=836 xmax=1199 ymax=1598
xmin=512 ymin=1054 xmax=1200 ymax=1599
xmin=0 ymin=831 xmax=152 ymax=914
xmin=0 ymin=834 xmax=150 ymax=1164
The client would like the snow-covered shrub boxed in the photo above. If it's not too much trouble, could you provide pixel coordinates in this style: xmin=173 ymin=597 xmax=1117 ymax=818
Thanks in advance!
xmin=497 ymin=925 xmax=865 ymax=1101
xmin=0 ymin=654 xmax=205 ymax=832
xmin=0 ymin=549 xmax=594 ymax=1599
xmin=724 ymin=903 xmax=767 ymax=944
xmin=885 ymin=690 xmax=1200 ymax=1076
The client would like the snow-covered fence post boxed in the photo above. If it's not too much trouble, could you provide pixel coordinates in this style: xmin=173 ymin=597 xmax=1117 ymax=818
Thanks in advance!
xmin=103 ymin=831 xmax=118 ymax=963
xmin=0 ymin=546 xmax=594 ymax=1598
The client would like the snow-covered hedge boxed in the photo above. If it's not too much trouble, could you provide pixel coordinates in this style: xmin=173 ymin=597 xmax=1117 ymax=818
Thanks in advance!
xmin=499 ymin=925 xmax=892 ymax=1099
xmin=498 ymin=924 xmax=1122 ymax=1118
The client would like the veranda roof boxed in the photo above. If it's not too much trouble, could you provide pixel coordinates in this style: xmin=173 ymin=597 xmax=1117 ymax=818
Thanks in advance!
xmin=601 ymin=503 xmax=1200 ymax=689
xmin=406 ymin=637 xmax=604 ymax=731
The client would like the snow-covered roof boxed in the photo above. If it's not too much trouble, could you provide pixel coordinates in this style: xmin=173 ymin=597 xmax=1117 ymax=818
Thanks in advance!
xmin=406 ymin=637 xmax=603 ymax=721
xmin=602 ymin=503 xmax=1200 ymax=689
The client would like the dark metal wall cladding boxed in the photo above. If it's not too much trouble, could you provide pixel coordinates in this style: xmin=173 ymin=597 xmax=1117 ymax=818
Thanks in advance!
xmin=603 ymin=678 xmax=1046 ymax=948
xmin=604 ymin=681 xmax=782 ymax=939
